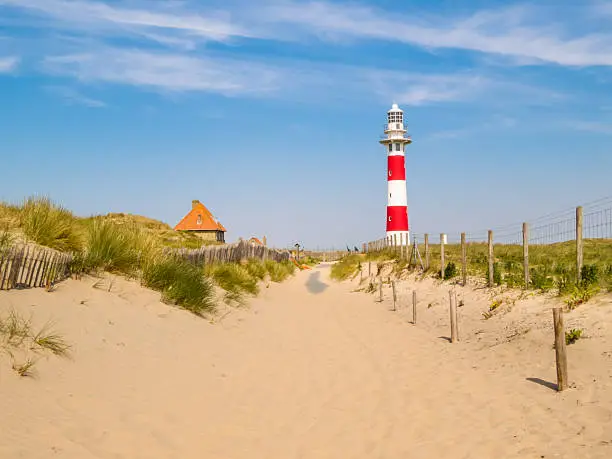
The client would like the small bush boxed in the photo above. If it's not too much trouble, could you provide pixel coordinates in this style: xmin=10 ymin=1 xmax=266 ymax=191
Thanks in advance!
xmin=330 ymin=254 xmax=361 ymax=281
xmin=142 ymin=257 xmax=215 ymax=315
xmin=20 ymin=197 xmax=82 ymax=252
xmin=580 ymin=264 xmax=599 ymax=287
xmin=565 ymin=328 xmax=583 ymax=345
xmin=444 ymin=262 xmax=457 ymax=280
xmin=265 ymin=260 xmax=295 ymax=282
xmin=565 ymin=285 xmax=599 ymax=310
xmin=530 ymin=266 xmax=555 ymax=291
xmin=205 ymin=263 xmax=259 ymax=303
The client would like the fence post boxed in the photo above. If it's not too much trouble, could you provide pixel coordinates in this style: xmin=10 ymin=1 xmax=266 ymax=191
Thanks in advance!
xmin=392 ymin=280 xmax=397 ymax=311
xmin=523 ymin=222 xmax=529 ymax=287
xmin=488 ymin=230 xmax=494 ymax=288
xmin=378 ymin=278 xmax=383 ymax=302
xmin=412 ymin=290 xmax=417 ymax=324
xmin=424 ymin=233 xmax=430 ymax=271
xmin=440 ymin=233 xmax=445 ymax=280
xmin=576 ymin=206 xmax=583 ymax=283
xmin=553 ymin=307 xmax=568 ymax=391
xmin=461 ymin=232 xmax=467 ymax=286
xmin=449 ymin=290 xmax=458 ymax=343
xmin=393 ymin=234 xmax=397 ymax=254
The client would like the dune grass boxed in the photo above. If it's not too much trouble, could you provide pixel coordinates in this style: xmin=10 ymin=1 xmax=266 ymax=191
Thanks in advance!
xmin=142 ymin=256 xmax=216 ymax=315
xmin=19 ymin=197 xmax=82 ymax=252
xmin=265 ymin=259 xmax=295 ymax=282
xmin=79 ymin=218 xmax=157 ymax=274
xmin=205 ymin=262 xmax=259 ymax=304
xmin=330 ymin=254 xmax=362 ymax=281
xmin=0 ymin=309 xmax=70 ymax=377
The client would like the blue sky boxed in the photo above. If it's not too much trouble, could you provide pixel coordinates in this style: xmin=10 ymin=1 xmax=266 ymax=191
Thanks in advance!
xmin=1 ymin=0 xmax=611 ymax=249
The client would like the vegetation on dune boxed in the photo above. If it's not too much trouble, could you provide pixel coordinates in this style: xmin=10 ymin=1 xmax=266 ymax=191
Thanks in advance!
xmin=265 ymin=259 xmax=296 ymax=282
xmin=79 ymin=219 xmax=147 ymax=273
xmin=245 ymin=259 xmax=268 ymax=281
xmin=0 ymin=309 xmax=70 ymax=377
xmin=330 ymin=254 xmax=362 ymax=281
xmin=20 ymin=197 xmax=83 ymax=252
xmin=142 ymin=256 xmax=216 ymax=315
xmin=0 ymin=196 xmax=298 ymax=315
xmin=205 ymin=262 xmax=259 ymax=304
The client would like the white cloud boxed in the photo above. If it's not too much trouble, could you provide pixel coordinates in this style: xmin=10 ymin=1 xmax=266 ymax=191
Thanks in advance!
xmin=0 ymin=0 xmax=256 ymax=47
xmin=0 ymin=56 xmax=19 ymax=72
xmin=262 ymin=1 xmax=612 ymax=66
xmin=43 ymin=49 xmax=281 ymax=96
xmin=45 ymin=85 xmax=106 ymax=107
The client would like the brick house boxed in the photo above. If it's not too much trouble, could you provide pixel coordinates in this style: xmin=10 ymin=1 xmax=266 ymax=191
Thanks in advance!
xmin=174 ymin=200 xmax=226 ymax=243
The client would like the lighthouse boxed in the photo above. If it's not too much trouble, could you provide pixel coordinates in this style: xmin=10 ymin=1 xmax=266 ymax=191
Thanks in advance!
xmin=379 ymin=103 xmax=411 ymax=246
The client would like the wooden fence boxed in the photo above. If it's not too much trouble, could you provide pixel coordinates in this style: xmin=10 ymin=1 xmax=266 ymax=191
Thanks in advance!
xmin=171 ymin=239 xmax=290 ymax=266
xmin=0 ymin=245 xmax=73 ymax=291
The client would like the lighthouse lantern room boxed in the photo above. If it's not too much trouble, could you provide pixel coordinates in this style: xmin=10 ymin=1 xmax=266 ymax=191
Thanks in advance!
xmin=379 ymin=103 xmax=411 ymax=246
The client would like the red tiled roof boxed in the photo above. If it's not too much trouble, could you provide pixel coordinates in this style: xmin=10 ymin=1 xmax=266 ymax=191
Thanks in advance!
xmin=249 ymin=237 xmax=263 ymax=245
xmin=174 ymin=200 xmax=226 ymax=232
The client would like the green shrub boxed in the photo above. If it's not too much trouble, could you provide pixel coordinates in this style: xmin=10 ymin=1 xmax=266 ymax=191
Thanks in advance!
xmin=20 ymin=197 xmax=82 ymax=252
xmin=205 ymin=263 xmax=259 ymax=303
xmin=265 ymin=260 xmax=296 ymax=282
xmin=565 ymin=284 xmax=599 ymax=310
xmin=142 ymin=256 xmax=215 ymax=315
xmin=330 ymin=254 xmax=361 ymax=281
xmin=444 ymin=262 xmax=457 ymax=280
xmin=580 ymin=264 xmax=599 ymax=287
xmin=565 ymin=328 xmax=583 ymax=345
xmin=530 ymin=266 xmax=555 ymax=291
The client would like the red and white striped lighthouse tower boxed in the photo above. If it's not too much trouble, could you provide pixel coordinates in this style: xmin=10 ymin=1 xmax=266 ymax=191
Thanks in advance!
xmin=379 ymin=103 xmax=412 ymax=246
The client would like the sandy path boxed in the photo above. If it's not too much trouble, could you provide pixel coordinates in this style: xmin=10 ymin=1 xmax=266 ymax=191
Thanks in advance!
xmin=1 ymin=265 xmax=611 ymax=458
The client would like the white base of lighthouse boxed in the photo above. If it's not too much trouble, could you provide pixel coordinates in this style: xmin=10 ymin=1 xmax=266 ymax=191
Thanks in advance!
xmin=386 ymin=231 xmax=410 ymax=246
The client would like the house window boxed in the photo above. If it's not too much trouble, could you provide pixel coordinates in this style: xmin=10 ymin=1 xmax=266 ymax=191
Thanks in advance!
xmin=197 ymin=214 xmax=202 ymax=225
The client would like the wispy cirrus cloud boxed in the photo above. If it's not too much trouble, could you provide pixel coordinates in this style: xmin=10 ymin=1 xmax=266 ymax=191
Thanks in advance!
xmin=45 ymin=85 xmax=106 ymax=107
xmin=43 ymin=49 xmax=281 ymax=96
xmin=262 ymin=1 xmax=612 ymax=66
xmin=0 ymin=0 xmax=257 ymax=49
xmin=0 ymin=56 xmax=19 ymax=73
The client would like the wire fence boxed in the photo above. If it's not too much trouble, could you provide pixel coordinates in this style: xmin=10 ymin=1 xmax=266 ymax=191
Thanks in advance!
xmin=363 ymin=196 xmax=612 ymax=286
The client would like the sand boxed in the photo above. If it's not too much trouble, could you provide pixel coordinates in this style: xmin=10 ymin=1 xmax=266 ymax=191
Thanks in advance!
xmin=1 ymin=264 xmax=611 ymax=458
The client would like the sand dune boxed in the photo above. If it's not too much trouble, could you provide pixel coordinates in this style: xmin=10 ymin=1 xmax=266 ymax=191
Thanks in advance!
xmin=1 ymin=265 xmax=611 ymax=458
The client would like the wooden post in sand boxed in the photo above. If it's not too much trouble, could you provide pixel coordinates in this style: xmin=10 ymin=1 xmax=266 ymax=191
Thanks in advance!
xmin=553 ymin=307 xmax=568 ymax=391
xmin=368 ymin=261 xmax=371 ymax=277
xmin=392 ymin=280 xmax=397 ymax=311
xmin=523 ymin=222 xmax=529 ymax=287
xmin=393 ymin=234 xmax=398 ymax=254
xmin=378 ymin=278 xmax=383 ymax=302
xmin=461 ymin=232 xmax=467 ymax=286
xmin=576 ymin=206 xmax=583 ymax=283
xmin=412 ymin=290 xmax=417 ymax=324
xmin=488 ymin=230 xmax=494 ymax=288
xmin=440 ymin=233 xmax=445 ymax=280
xmin=424 ymin=233 xmax=430 ymax=271
xmin=449 ymin=290 xmax=458 ymax=343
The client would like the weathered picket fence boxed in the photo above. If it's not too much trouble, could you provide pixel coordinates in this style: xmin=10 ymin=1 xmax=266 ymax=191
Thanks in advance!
xmin=0 ymin=245 xmax=73 ymax=290
xmin=171 ymin=239 xmax=290 ymax=266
